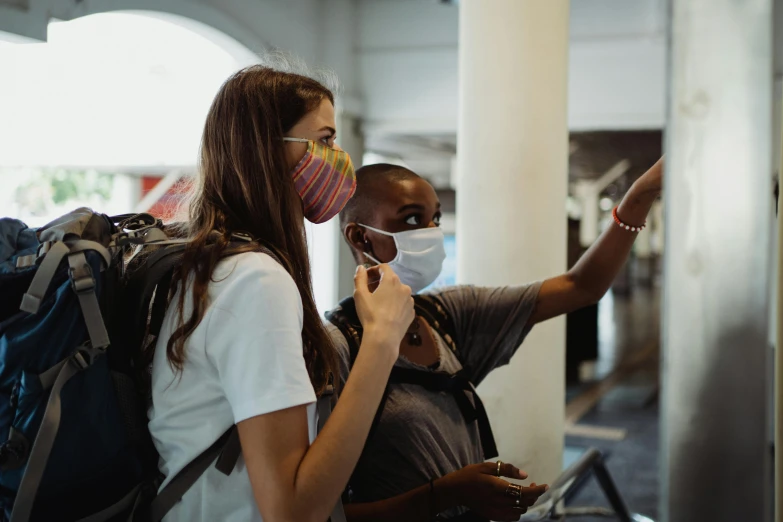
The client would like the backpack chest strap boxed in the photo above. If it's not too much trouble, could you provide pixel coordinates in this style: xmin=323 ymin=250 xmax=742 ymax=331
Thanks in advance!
xmin=388 ymin=367 xmax=498 ymax=460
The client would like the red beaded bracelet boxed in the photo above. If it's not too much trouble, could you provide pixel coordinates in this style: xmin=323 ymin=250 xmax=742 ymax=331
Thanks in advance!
xmin=612 ymin=206 xmax=646 ymax=232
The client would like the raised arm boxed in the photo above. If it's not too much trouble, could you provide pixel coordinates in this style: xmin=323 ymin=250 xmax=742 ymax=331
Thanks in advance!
xmin=529 ymin=157 xmax=663 ymax=325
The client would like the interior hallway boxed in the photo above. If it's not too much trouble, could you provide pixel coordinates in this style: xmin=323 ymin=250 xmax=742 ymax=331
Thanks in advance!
xmin=563 ymin=281 xmax=661 ymax=521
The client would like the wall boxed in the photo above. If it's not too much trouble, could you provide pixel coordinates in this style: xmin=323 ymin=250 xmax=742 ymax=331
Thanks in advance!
xmin=0 ymin=0 xmax=362 ymax=315
xmin=0 ymin=0 xmax=361 ymax=110
xmin=358 ymin=0 xmax=666 ymax=135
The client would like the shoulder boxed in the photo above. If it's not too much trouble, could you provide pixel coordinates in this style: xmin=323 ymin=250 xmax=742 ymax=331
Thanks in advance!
xmin=210 ymin=251 xmax=301 ymax=316
xmin=420 ymin=285 xmax=472 ymax=312
xmin=424 ymin=283 xmax=542 ymax=308
xmin=216 ymin=250 xmax=291 ymax=280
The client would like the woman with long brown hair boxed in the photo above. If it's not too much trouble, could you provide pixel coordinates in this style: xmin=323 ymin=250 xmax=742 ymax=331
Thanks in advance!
xmin=147 ymin=65 xmax=414 ymax=522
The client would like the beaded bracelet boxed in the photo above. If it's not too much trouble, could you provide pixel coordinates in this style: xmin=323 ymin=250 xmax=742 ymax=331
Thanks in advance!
xmin=612 ymin=206 xmax=646 ymax=232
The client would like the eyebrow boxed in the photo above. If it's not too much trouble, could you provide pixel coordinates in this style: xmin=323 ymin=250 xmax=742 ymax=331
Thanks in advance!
xmin=396 ymin=202 xmax=441 ymax=214
xmin=318 ymin=126 xmax=337 ymax=135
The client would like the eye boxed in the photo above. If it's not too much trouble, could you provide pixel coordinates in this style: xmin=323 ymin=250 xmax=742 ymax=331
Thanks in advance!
xmin=433 ymin=213 xmax=442 ymax=226
xmin=320 ymin=134 xmax=336 ymax=147
xmin=405 ymin=214 xmax=422 ymax=226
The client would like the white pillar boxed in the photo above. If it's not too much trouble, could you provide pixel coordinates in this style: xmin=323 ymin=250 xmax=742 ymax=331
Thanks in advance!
xmin=335 ymin=109 xmax=366 ymax=301
xmin=574 ymin=181 xmax=600 ymax=248
xmin=456 ymin=0 xmax=569 ymax=484
xmin=662 ymin=0 xmax=773 ymax=520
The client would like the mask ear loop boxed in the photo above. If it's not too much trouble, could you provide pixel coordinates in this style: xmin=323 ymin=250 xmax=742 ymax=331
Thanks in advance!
xmin=364 ymin=252 xmax=382 ymax=266
xmin=357 ymin=224 xmax=383 ymax=267
xmin=363 ymin=238 xmax=381 ymax=267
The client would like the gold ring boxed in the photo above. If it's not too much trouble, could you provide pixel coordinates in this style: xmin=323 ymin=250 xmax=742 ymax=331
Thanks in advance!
xmin=505 ymin=484 xmax=522 ymax=498
xmin=496 ymin=461 xmax=503 ymax=477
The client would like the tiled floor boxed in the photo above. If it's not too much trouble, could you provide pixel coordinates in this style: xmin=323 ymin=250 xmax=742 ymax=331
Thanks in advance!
xmin=563 ymin=285 xmax=661 ymax=521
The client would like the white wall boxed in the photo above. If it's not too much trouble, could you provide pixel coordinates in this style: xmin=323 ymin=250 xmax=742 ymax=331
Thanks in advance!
xmin=358 ymin=0 xmax=666 ymax=134
xmin=1 ymin=0 xmax=314 ymax=57
xmin=0 ymin=0 xmax=362 ymax=109
xmin=0 ymin=0 xmax=361 ymax=315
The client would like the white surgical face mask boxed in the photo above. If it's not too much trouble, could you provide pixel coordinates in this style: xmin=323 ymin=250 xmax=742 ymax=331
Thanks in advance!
xmin=360 ymin=224 xmax=446 ymax=293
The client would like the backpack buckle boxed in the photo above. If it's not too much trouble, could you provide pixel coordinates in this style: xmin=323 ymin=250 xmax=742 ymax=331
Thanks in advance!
xmin=68 ymin=262 xmax=96 ymax=295
xmin=0 ymin=427 xmax=30 ymax=470
xmin=74 ymin=343 xmax=106 ymax=368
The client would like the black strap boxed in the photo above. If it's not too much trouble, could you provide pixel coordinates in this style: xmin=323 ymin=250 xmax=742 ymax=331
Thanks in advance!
xmin=388 ymin=368 xmax=498 ymax=459
xmin=326 ymin=295 xmax=459 ymax=365
xmin=315 ymin=385 xmax=347 ymax=522
xmin=147 ymin=270 xmax=173 ymax=339
xmin=326 ymin=295 xmax=497 ymax=458
xmin=411 ymin=294 xmax=459 ymax=356
xmin=148 ymin=426 xmax=237 ymax=522
xmin=325 ymin=297 xmax=362 ymax=365
xmin=149 ymin=388 xmax=348 ymax=522
xmin=325 ymin=299 xmax=390 ymax=450
xmin=74 ymin=483 xmax=143 ymax=522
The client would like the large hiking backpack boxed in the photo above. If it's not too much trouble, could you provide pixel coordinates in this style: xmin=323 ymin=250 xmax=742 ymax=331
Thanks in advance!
xmin=0 ymin=209 xmax=345 ymax=522
xmin=325 ymin=295 xmax=498 ymax=462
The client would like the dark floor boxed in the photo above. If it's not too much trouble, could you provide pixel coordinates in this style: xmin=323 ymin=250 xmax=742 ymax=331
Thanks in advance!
xmin=563 ymin=285 xmax=661 ymax=521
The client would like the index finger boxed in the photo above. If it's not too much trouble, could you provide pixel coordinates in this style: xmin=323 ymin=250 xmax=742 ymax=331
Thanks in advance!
xmin=521 ymin=484 xmax=549 ymax=498
xmin=499 ymin=462 xmax=528 ymax=480
xmin=353 ymin=265 xmax=369 ymax=298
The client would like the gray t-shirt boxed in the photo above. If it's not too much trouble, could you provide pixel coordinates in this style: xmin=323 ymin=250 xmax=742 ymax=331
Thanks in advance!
xmin=326 ymin=282 xmax=542 ymax=509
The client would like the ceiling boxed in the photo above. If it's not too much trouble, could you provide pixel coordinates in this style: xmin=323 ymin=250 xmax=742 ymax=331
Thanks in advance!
xmin=364 ymin=130 xmax=663 ymax=192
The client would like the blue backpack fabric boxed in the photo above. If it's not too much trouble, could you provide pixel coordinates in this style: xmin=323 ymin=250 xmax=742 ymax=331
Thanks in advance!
xmin=0 ymin=209 xmax=346 ymax=522
xmin=0 ymin=210 xmax=152 ymax=522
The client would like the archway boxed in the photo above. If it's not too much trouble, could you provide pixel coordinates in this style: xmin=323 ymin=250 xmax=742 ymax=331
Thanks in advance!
xmin=0 ymin=11 xmax=339 ymax=312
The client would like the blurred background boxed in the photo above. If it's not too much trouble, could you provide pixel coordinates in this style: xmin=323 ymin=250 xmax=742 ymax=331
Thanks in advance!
xmin=1 ymin=1 xmax=780 ymax=521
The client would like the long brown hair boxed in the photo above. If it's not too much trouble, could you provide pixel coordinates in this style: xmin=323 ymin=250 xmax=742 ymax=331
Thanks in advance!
xmin=166 ymin=66 xmax=338 ymax=395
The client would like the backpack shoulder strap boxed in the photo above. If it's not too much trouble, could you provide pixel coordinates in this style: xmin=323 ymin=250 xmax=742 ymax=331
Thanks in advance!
xmin=148 ymin=426 xmax=237 ymax=522
xmin=325 ymin=296 xmax=362 ymax=366
xmin=414 ymin=294 xmax=458 ymax=356
xmin=325 ymin=294 xmax=458 ymax=365
xmin=315 ymin=382 xmax=347 ymax=522
xmin=325 ymin=296 xmax=391 ymax=470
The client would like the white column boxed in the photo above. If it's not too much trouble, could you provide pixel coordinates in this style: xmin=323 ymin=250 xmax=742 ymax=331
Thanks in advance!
xmin=335 ymin=109 xmax=366 ymax=301
xmin=662 ymin=0 xmax=773 ymax=520
xmin=456 ymin=0 xmax=569 ymax=484
xmin=574 ymin=181 xmax=600 ymax=248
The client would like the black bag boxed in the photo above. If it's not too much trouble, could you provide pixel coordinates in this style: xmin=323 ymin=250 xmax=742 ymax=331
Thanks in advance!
xmin=1 ymin=208 xmax=345 ymax=522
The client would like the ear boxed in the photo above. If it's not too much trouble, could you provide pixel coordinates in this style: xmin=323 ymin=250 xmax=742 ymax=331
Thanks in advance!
xmin=344 ymin=223 xmax=370 ymax=257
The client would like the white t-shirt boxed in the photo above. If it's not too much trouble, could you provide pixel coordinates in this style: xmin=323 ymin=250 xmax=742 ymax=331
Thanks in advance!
xmin=148 ymin=252 xmax=318 ymax=522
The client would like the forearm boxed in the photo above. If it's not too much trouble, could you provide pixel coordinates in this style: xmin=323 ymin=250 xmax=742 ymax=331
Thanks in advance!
xmin=345 ymin=478 xmax=456 ymax=522
xmin=568 ymin=181 xmax=658 ymax=299
xmin=290 ymin=333 xmax=396 ymax=521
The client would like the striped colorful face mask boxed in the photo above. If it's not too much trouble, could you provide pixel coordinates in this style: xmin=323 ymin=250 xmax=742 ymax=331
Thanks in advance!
xmin=283 ymin=138 xmax=357 ymax=224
